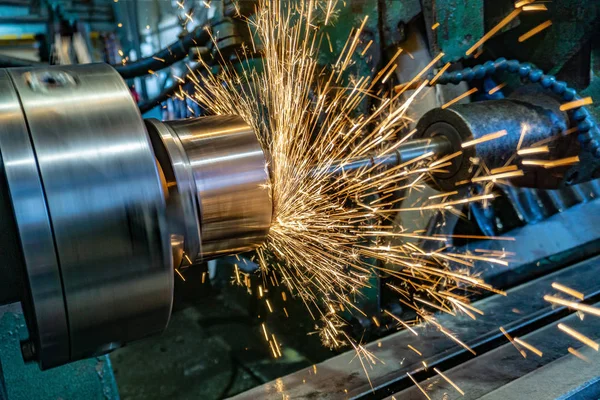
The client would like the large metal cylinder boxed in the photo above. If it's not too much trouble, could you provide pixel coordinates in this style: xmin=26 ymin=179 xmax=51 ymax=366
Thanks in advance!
xmin=0 ymin=64 xmax=173 ymax=368
xmin=0 ymin=63 xmax=272 ymax=369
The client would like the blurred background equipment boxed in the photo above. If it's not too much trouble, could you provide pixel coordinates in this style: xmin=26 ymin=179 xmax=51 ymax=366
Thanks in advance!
xmin=0 ymin=1 xmax=598 ymax=400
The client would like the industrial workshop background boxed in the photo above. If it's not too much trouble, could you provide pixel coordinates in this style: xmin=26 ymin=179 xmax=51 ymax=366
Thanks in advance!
xmin=0 ymin=0 xmax=599 ymax=400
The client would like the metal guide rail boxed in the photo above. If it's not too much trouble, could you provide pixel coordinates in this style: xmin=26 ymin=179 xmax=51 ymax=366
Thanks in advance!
xmin=230 ymin=199 xmax=600 ymax=400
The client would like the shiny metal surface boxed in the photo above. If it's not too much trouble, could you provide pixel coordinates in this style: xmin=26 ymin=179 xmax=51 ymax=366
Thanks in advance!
xmin=319 ymin=136 xmax=452 ymax=175
xmin=161 ymin=115 xmax=272 ymax=259
xmin=146 ymin=119 xmax=201 ymax=267
xmin=0 ymin=70 xmax=69 ymax=368
xmin=7 ymin=64 xmax=173 ymax=362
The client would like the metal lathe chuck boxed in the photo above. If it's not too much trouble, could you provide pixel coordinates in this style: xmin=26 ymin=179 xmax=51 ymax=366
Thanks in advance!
xmin=0 ymin=64 xmax=272 ymax=369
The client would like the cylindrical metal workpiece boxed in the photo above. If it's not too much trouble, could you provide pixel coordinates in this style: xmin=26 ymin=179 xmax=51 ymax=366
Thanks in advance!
xmin=416 ymin=92 xmax=571 ymax=190
xmin=148 ymin=116 xmax=272 ymax=262
xmin=318 ymin=136 xmax=452 ymax=176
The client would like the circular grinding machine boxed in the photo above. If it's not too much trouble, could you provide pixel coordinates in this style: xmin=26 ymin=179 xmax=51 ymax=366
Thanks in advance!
xmin=0 ymin=63 xmax=592 ymax=370
xmin=0 ymin=64 xmax=272 ymax=369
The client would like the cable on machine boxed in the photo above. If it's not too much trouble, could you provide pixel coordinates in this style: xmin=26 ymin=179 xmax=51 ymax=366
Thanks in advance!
xmin=114 ymin=23 xmax=213 ymax=79
xmin=0 ymin=23 xmax=217 ymax=79
xmin=138 ymin=51 xmax=263 ymax=114
xmin=137 ymin=63 xmax=204 ymax=113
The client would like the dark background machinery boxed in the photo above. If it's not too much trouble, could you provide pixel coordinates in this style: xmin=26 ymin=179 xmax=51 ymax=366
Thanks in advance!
xmin=0 ymin=1 xmax=598 ymax=400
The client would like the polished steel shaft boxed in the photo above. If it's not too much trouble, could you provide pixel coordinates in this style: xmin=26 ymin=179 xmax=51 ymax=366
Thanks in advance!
xmin=318 ymin=136 xmax=452 ymax=176
xmin=147 ymin=116 xmax=272 ymax=264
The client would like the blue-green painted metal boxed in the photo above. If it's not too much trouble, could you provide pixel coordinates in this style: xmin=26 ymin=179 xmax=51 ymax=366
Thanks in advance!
xmin=435 ymin=0 xmax=484 ymax=62
xmin=0 ymin=307 xmax=119 ymax=400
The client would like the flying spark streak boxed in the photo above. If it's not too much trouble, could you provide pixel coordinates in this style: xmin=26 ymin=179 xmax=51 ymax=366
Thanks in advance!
xmin=562 ymin=127 xmax=579 ymax=135
xmin=568 ymin=347 xmax=590 ymax=362
xmin=429 ymin=62 xmax=452 ymax=85
xmin=272 ymin=334 xmax=282 ymax=357
xmin=513 ymin=337 xmax=543 ymax=357
xmin=500 ymin=327 xmax=527 ymax=358
xmin=474 ymin=248 xmax=515 ymax=256
xmin=442 ymin=87 xmax=479 ymax=109
xmin=523 ymin=4 xmax=548 ymax=11
xmin=435 ymin=234 xmax=515 ymax=241
xmin=488 ymin=82 xmax=507 ymax=95
xmin=518 ymin=20 xmax=552 ymax=42
xmin=175 ymin=269 xmax=185 ymax=281
xmin=384 ymin=310 xmax=419 ymax=336
xmin=560 ymin=97 xmax=594 ymax=111
xmin=471 ymin=169 xmax=524 ymax=183
xmin=466 ymin=9 xmax=522 ymax=55
xmin=392 ymin=194 xmax=495 ymax=211
xmin=462 ymin=130 xmax=508 ymax=148
xmin=360 ymin=40 xmax=373 ymax=57
xmin=395 ymin=53 xmax=444 ymax=95
xmin=406 ymin=372 xmax=432 ymax=400
xmin=522 ymin=156 xmax=580 ymax=169
xmin=490 ymin=165 xmax=518 ymax=174
xmin=557 ymin=323 xmax=599 ymax=351
xmin=431 ymin=22 xmax=440 ymax=30
xmin=516 ymin=124 xmax=529 ymax=151
xmin=430 ymin=150 xmax=462 ymax=168
xmin=407 ymin=344 xmax=422 ymax=356
xmin=447 ymin=297 xmax=485 ymax=316
xmin=551 ymin=283 xmax=585 ymax=301
xmin=517 ymin=145 xmax=549 ymax=155
xmin=544 ymin=295 xmax=600 ymax=316
xmin=269 ymin=340 xmax=278 ymax=358
xmin=430 ymin=319 xmax=476 ymax=355
xmin=433 ymin=368 xmax=465 ymax=396
xmin=186 ymin=0 xmax=503 ymax=366
xmin=514 ymin=0 xmax=535 ymax=7
xmin=428 ymin=191 xmax=458 ymax=199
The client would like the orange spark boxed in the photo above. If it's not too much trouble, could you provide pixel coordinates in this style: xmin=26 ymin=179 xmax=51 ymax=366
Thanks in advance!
xmin=462 ymin=130 xmax=508 ymax=148
xmin=558 ymin=323 xmax=599 ymax=351
xmin=442 ymin=88 xmax=479 ymax=109
xmin=433 ymin=368 xmax=465 ymax=396
xmin=560 ymin=97 xmax=593 ymax=111
xmin=551 ymin=283 xmax=585 ymax=301
xmin=466 ymin=9 xmax=522 ymax=56
xmin=518 ymin=20 xmax=552 ymax=42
